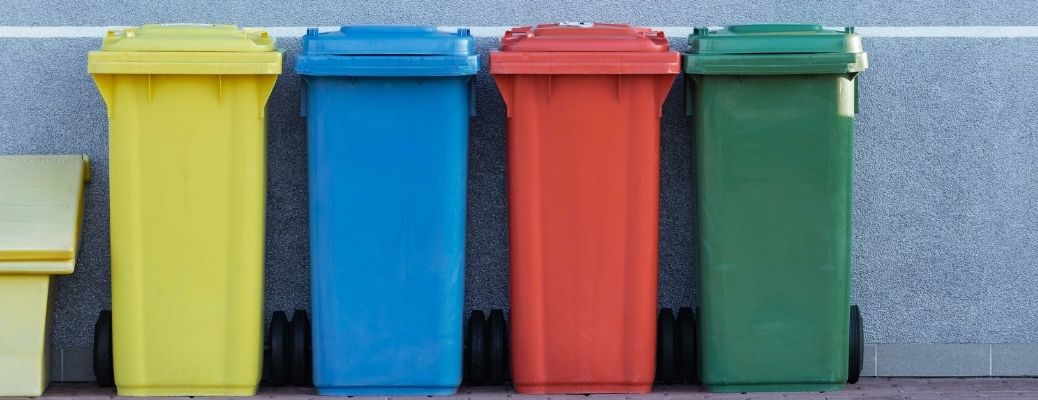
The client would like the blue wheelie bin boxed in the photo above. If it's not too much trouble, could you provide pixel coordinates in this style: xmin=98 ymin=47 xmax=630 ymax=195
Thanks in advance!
xmin=295 ymin=26 xmax=478 ymax=396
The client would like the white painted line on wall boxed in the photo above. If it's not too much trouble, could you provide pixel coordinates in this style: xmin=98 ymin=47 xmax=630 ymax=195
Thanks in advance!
xmin=0 ymin=26 xmax=118 ymax=37
xmin=1 ymin=25 xmax=1038 ymax=38
xmin=264 ymin=26 xmax=339 ymax=37
xmin=437 ymin=26 xmax=510 ymax=37
xmin=856 ymin=26 xmax=1038 ymax=37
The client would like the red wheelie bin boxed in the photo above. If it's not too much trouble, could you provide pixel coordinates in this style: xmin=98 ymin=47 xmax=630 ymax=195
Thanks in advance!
xmin=480 ymin=23 xmax=679 ymax=394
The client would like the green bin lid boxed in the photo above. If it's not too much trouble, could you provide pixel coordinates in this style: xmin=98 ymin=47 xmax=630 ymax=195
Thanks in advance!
xmin=684 ymin=24 xmax=867 ymax=75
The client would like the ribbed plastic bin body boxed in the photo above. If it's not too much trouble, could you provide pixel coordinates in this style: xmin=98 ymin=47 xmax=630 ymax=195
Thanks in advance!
xmin=491 ymin=23 xmax=679 ymax=394
xmin=684 ymin=24 xmax=868 ymax=393
xmin=0 ymin=155 xmax=89 ymax=397
xmin=88 ymin=25 xmax=281 ymax=396
xmin=296 ymin=26 xmax=477 ymax=396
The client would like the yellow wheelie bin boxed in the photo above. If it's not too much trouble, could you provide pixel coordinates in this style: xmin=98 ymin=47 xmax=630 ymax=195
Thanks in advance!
xmin=0 ymin=155 xmax=90 ymax=397
xmin=87 ymin=25 xmax=281 ymax=396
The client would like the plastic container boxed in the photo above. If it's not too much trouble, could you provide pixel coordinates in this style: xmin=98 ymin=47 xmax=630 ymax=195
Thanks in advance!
xmin=295 ymin=26 xmax=477 ymax=396
xmin=87 ymin=24 xmax=281 ymax=396
xmin=0 ymin=155 xmax=90 ymax=397
xmin=490 ymin=23 xmax=679 ymax=394
xmin=684 ymin=24 xmax=868 ymax=392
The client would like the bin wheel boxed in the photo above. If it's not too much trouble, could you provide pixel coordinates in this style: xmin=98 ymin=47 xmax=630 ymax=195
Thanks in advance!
xmin=289 ymin=310 xmax=312 ymax=386
xmin=848 ymin=305 xmax=864 ymax=384
xmin=677 ymin=307 xmax=698 ymax=384
xmin=487 ymin=309 xmax=508 ymax=385
xmin=93 ymin=310 xmax=114 ymax=387
xmin=656 ymin=308 xmax=677 ymax=384
xmin=266 ymin=311 xmax=290 ymax=386
xmin=465 ymin=310 xmax=488 ymax=386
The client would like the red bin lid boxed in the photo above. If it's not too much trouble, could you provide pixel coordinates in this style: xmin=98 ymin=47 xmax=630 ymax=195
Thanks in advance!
xmin=491 ymin=22 xmax=680 ymax=75
xmin=499 ymin=23 xmax=671 ymax=52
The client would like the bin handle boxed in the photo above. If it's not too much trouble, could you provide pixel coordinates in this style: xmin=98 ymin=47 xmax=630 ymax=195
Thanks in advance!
xmin=92 ymin=74 xmax=115 ymax=116
xmin=852 ymin=72 xmax=860 ymax=115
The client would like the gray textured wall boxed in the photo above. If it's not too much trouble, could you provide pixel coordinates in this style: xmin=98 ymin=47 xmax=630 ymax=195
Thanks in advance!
xmin=4 ymin=0 xmax=1037 ymax=26
xmin=1 ymin=0 xmax=1037 ymax=381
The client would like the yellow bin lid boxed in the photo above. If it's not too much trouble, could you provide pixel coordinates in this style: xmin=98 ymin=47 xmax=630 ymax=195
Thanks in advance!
xmin=88 ymin=24 xmax=283 ymax=75
xmin=0 ymin=155 xmax=90 ymax=274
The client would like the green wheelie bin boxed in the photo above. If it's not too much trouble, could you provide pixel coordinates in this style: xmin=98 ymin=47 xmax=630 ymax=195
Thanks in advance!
xmin=683 ymin=24 xmax=868 ymax=392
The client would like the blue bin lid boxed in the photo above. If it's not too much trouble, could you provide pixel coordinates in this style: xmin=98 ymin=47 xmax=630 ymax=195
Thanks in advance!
xmin=296 ymin=26 xmax=478 ymax=76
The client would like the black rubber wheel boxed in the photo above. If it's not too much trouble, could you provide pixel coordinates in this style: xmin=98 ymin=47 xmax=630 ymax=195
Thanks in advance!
xmin=656 ymin=308 xmax=677 ymax=384
xmin=93 ymin=310 xmax=114 ymax=387
xmin=267 ymin=311 xmax=290 ymax=386
xmin=289 ymin=310 xmax=312 ymax=386
xmin=848 ymin=305 xmax=864 ymax=384
xmin=466 ymin=310 xmax=488 ymax=386
xmin=676 ymin=307 xmax=698 ymax=384
xmin=487 ymin=309 xmax=508 ymax=385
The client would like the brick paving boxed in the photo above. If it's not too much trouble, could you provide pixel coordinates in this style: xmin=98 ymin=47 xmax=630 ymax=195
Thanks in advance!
xmin=33 ymin=379 xmax=1038 ymax=400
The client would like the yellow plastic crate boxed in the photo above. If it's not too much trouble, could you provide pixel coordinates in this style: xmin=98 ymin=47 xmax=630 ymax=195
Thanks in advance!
xmin=0 ymin=155 xmax=90 ymax=397
xmin=88 ymin=25 xmax=281 ymax=396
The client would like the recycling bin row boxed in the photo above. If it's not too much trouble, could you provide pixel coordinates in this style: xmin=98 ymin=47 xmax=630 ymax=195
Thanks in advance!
xmin=0 ymin=22 xmax=867 ymax=397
